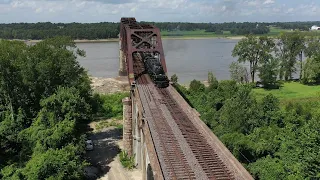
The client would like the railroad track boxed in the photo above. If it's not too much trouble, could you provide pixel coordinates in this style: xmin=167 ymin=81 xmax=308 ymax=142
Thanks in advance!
xmin=158 ymin=88 xmax=233 ymax=180
xmin=138 ymin=75 xmax=195 ymax=179
xmin=134 ymin=55 xmax=233 ymax=180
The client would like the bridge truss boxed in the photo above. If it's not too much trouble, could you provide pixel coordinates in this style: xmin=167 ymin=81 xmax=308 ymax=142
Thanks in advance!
xmin=120 ymin=17 xmax=254 ymax=180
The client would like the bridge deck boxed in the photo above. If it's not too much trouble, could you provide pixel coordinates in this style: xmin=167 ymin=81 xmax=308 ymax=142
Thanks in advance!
xmin=137 ymin=74 xmax=236 ymax=180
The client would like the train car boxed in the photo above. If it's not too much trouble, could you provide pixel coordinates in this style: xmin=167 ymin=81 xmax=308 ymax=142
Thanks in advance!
xmin=143 ymin=55 xmax=169 ymax=88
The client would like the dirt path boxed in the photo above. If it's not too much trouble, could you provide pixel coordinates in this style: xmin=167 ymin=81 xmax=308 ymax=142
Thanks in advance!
xmin=86 ymin=77 xmax=141 ymax=180
xmin=86 ymin=126 xmax=122 ymax=176
xmin=85 ymin=120 xmax=142 ymax=180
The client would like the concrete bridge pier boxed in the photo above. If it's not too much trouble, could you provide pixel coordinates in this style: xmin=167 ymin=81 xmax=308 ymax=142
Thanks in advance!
xmin=122 ymin=97 xmax=132 ymax=156
xmin=132 ymin=98 xmax=142 ymax=168
xmin=119 ymin=39 xmax=127 ymax=76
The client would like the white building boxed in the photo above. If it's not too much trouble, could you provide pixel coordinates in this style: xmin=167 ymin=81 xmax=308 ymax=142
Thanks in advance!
xmin=311 ymin=25 xmax=320 ymax=30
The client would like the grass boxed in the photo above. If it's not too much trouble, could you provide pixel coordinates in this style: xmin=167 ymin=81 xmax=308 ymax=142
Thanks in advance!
xmin=267 ymin=26 xmax=291 ymax=36
xmin=253 ymin=82 xmax=320 ymax=105
xmin=91 ymin=92 xmax=128 ymax=132
xmin=95 ymin=92 xmax=129 ymax=119
xmin=160 ymin=27 xmax=291 ymax=38
xmin=95 ymin=119 xmax=123 ymax=131
xmin=160 ymin=27 xmax=320 ymax=39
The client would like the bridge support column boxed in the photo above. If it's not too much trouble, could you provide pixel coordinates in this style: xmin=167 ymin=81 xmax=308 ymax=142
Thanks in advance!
xmin=133 ymin=103 xmax=142 ymax=169
xmin=119 ymin=40 xmax=127 ymax=76
xmin=141 ymin=129 xmax=147 ymax=180
xmin=122 ymin=97 xmax=132 ymax=156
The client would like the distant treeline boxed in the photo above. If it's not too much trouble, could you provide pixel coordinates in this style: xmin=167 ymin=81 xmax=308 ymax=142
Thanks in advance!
xmin=271 ymin=21 xmax=320 ymax=31
xmin=0 ymin=22 xmax=119 ymax=40
xmin=0 ymin=21 xmax=319 ymax=40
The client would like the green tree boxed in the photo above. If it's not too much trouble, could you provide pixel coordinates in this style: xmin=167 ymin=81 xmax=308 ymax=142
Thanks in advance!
xmin=0 ymin=40 xmax=28 ymax=117
xmin=0 ymin=109 xmax=25 ymax=167
xmin=0 ymin=37 xmax=94 ymax=179
xmin=304 ymin=35 xmax=320 ymax=58
xmin=276 ymin=31 xmax=305 ymax=80
xmin=207 ymin=71 xmax=219 ymax=90
xmin=219 ymin=84 xmax=259 ymax=134
xmin=232 ymin=35 xmax=275 ymax=83
xmin=229 ymin=62 xmax=248 ymax=83
xmin=22 ymin=145 xmax=86 ymax=180
xmin=249 ymin=156 xmax=286 ymax=180
xmin=189 ymin=80 xmax=205 ymax=93
xmin=170 ymin=74 xmax=178 ymax=84
xmin=302 ymin=55 xmax=320 ymax=84
xmin=258 ymin=57 xmax=279 ymax=88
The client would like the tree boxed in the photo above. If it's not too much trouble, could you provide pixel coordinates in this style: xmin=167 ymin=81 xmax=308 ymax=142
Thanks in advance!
xmin=0 ymin=40 xmax=28 ymax=117
xmin=170 ymin=74 xmax=178 ymax=84
xmin=22 ymin=145 xmax=87 ymax=180
xmin=304 ymin=35 xmax=320 ymax=58
xmin=189 ymin=80 xmax=205 ymax=93
xmin=229 ymin=62 xmax=249 ymax=83
xmin=258 ymin=57 xmax=279 ymax=88
xmin=219 ymin=84 xmax=259 ymax=134
xmin=276 ymin=31 xmax=305 ymax=80
xmin=207 ymin=71 xmax=219 ymax=90
xmin=0 ymin=37 xmax=93 ymax=179
xmin=302 ymin=55 xmax=320 ymax=84
xmin=249 ymin=156 xmax=286 ymax=180
xmin=232 ymin=35 xmax=275 ymax=83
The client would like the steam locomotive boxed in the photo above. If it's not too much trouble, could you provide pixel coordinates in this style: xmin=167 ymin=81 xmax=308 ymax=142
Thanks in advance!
xmin=143 ymin=54 xmax=169 ymax=88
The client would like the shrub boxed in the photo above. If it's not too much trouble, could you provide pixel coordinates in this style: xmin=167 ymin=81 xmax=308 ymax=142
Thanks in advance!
xmin=119 ymin=151 xmax=135 ymax=170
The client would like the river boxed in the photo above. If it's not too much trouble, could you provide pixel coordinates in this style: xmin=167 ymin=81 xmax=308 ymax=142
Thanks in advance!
xmin=76 ymin=39 xmax=240 ymax=84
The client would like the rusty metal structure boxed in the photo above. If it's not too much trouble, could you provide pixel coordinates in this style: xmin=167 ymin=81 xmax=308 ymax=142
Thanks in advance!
xmin=119 ymin=17 xmax=254 ymax=180
xmin=119 ymin=17 xmax=167 ymax=85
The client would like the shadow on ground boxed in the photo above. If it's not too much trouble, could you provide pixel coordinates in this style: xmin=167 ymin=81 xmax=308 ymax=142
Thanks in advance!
xmin=85 ymin=127 xmax=123 ymax=179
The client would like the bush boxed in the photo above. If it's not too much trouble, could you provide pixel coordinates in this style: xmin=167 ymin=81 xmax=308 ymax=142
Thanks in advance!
xmin=119 ymin=151 xmax=135 ymax=170
xmin=95 ymin=92 xmax=129 ymax=119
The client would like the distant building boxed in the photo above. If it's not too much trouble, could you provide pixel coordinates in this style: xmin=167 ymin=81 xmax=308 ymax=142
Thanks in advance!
xmin=311 ymin=25 xmax=320 ymax=30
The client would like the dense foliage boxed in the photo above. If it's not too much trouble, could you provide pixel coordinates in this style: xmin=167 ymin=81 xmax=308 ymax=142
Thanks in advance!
xmin=232 ymin=35 xmax=275 ymax=83
xmin=93 ymin=92 xmax=129 ymax=119
xmin=0 ymin=22 xmax=119 ymax=40
xmin=232 ymin=32 xmax=320 ymax=87
xmin=174 ymin=76 xmax=320 ymax=180
xmin=0 ymin=37 xmax=94 ymax=179
xmin=1 ymin=21 xmax=320 ymax=40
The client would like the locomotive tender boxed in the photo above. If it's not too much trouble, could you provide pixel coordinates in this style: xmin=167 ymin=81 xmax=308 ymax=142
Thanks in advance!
xmin=143 ymin=54 xmax=169 ymax=88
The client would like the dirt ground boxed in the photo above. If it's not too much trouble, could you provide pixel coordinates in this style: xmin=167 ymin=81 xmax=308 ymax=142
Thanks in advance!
xmin=85 ymin=121 xmax=122 ymax=178
xmin=90 ymin=76 xmax=130 ymax=94
xmin=85 ymin=119 xmax=142 ymax=180
xmin=85 ymin=77 xmax=142 ymax=180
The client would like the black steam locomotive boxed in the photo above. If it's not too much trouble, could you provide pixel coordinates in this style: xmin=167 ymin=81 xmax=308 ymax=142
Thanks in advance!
xmin=143 ymin=55 xmax=169 ymax=88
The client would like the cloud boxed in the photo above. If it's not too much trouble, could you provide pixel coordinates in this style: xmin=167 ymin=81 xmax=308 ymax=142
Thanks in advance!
xmin=0 ymin=0 xmax=318 ymax=23
xmin=86 ymin=0 xmax=135 ymax=4
xmin=263 ymin=0 xmax=275 ymax=5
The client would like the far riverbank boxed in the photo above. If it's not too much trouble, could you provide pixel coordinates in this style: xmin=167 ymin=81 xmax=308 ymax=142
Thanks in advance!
xmin=7 ymin=36 xmax=246 ymax=44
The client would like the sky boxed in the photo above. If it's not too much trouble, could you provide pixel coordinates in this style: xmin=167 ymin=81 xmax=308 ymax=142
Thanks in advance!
xmin=0 ymin=0 xmax=319 ymax=23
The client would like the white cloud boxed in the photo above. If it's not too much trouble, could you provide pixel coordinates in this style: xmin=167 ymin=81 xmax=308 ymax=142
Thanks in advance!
xmin=0 ymin=0 xmax=318 ymax=23
xmin=263 ymin=0 xmax=275 ymax=5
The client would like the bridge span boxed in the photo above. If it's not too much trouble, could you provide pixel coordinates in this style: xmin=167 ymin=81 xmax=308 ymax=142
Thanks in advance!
xmin=119 ymin=18 xmax=253 ymax=180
